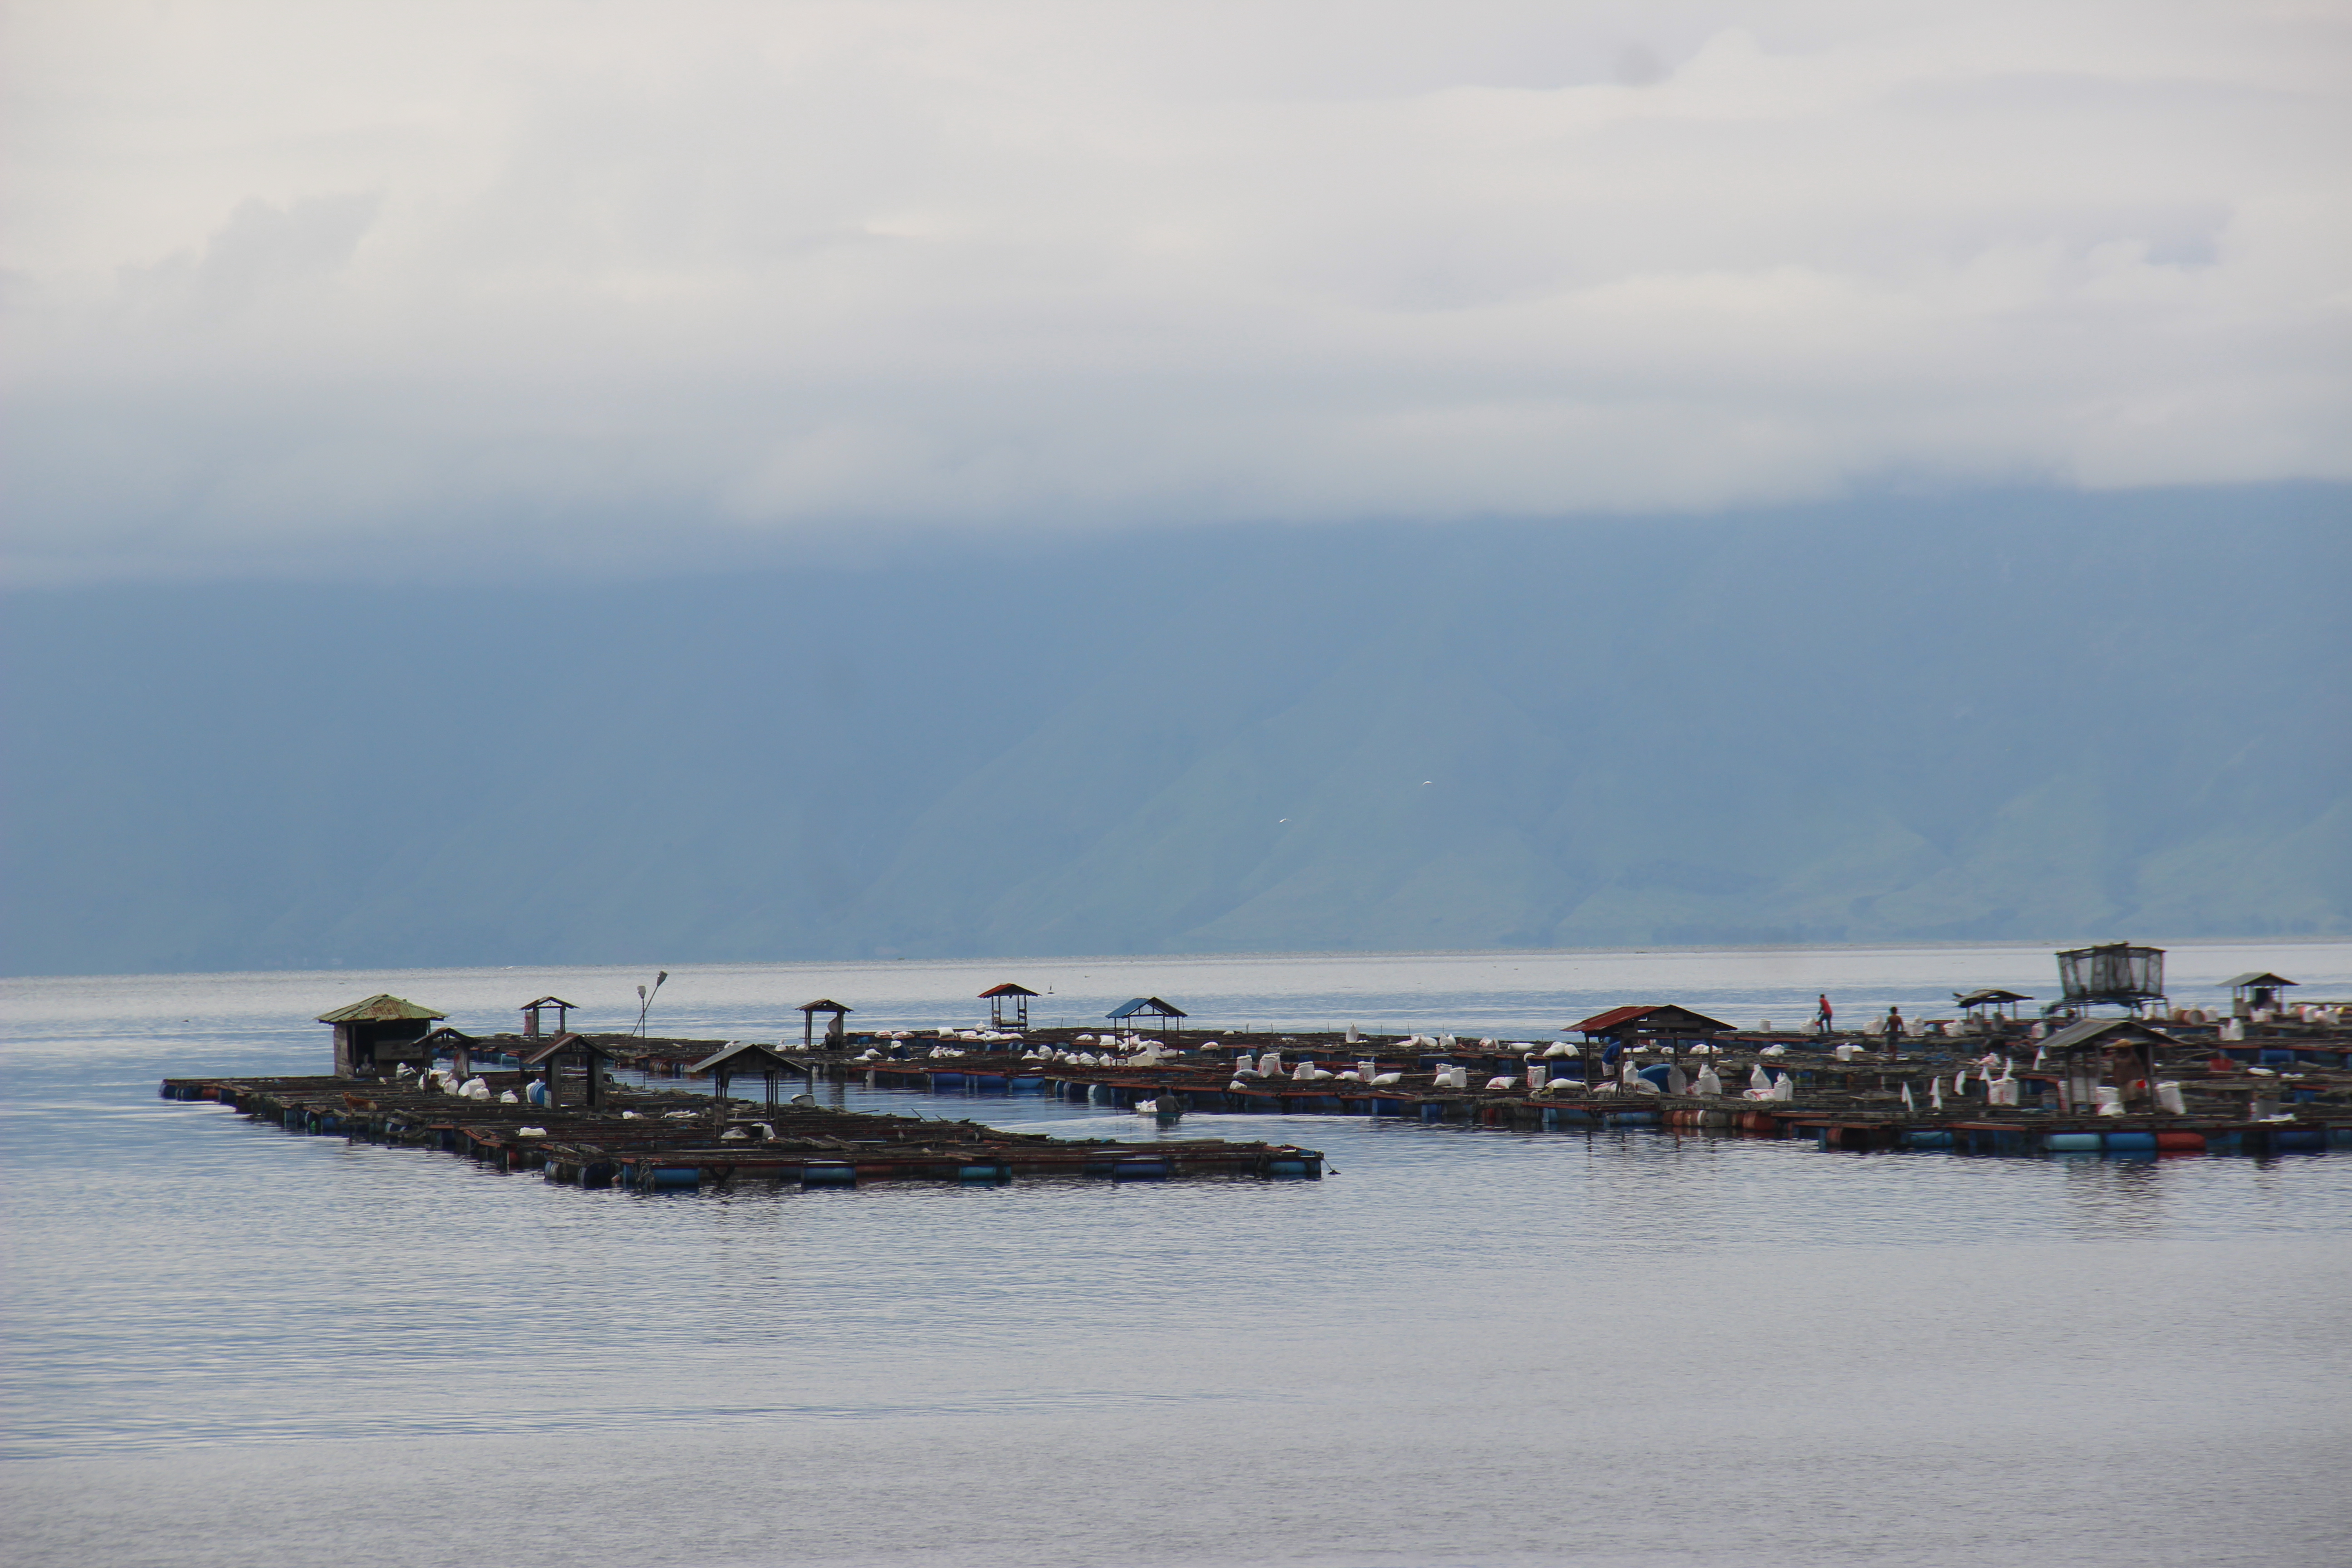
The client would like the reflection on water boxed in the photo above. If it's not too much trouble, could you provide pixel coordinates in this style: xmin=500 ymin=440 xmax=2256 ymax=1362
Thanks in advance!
xmin=4 ymin=948 xmax=2350 ymax=1568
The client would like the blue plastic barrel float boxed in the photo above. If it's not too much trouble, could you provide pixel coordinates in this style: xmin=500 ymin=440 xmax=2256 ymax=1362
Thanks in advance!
xmin=929 ymin=1071 xmax=965 ymax=1088
xmin=800 ymin=1160 xmax=857 ymax=1188
xmin=1903 ymin=1130 xmax=1955 ymax=1150
xmin=1009 ymin=1076 xmax=1044 ymax=1092
xmin=1110 ymin=1155 xmax=1170 ymax=1181
xmin=2044 ymin=1132 xmax=2104 ymax=1153
xmin=1603 ymin=1110 xmax=1658 ymax=1128
xmin=956 ymin=1162 xmax=1009 ymax=1183
xmin=1262 ymin=1155 xmax=1315 ymax=1178
xmin=2103 ymin=1131 xmax=2159 ymax=1154
xmin=642 ymin=1166 xmax=700 ymax=1191
xmin=2269 ymin=1128 xmax=2326 ymax=1154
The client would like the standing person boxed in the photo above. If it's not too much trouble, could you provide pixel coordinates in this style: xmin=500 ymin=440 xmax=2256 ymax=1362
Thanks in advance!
xmin=1816 ymin=994 xmax=1834 ymax=1035
xmin=1884 ymin=1005 xmax=1905 ymax=1047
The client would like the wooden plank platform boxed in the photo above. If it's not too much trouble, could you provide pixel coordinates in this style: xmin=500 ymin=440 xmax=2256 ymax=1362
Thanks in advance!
xmin=159 ymin=1074 xmax=1324 ymax=1190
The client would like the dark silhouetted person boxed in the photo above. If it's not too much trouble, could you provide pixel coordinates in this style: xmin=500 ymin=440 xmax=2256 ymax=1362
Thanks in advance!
xmin=1885 ymin=1006 xmax=1905 ymax=1046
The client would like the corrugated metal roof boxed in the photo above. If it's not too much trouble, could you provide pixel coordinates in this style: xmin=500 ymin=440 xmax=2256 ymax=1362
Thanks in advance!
xmin=315 ymin=994 xmax=447 ymax=1024
xmin=980 ymin=983 xmax=1039 ymax=998
xmin=522 ymin=995 xmax=578 ymax=1009
xmin=2039 ymin=1017 xmax=2176 ymax=1052
xmin=1953 ymin=988 xmax=2034 ymax=1007
xmin=517 ymin=1032 xmax=614 ymax=1066
xmin=1567 ymin=1003 xmax=1735 ymax=1036
xmin=796 ymin=999 xmax=853 ymax=1013
xmin=1107 ymin=996 xmax=1186 ymax=1019
xmin=2220 ymin=972 xmax=2297 ymax=989
xmin=688 ymin=1041 xmax=799 ymax=1074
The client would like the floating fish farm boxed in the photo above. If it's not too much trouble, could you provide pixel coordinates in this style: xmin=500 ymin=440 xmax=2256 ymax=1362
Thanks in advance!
xmin=163 ymin=951 xmax=2352 ymax=1189
xmin=160 ymin=1070 xmax=1323 ymax=1191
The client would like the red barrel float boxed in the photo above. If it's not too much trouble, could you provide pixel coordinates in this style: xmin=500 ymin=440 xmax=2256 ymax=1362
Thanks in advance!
xmin=2155 ymin=1131 xmax=2206 ymax=1154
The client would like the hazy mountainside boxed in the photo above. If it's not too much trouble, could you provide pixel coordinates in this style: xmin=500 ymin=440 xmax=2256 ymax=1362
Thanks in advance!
xmin=4 ymin=486 xmax=2347 ymax=976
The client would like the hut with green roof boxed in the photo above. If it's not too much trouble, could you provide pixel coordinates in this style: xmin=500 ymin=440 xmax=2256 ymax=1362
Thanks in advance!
xmin=317 ymin=994 xmax=447 ymax=1078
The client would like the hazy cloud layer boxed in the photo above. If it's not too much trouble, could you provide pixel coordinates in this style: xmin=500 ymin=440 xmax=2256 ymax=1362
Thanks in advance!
xmin=7 ymin=1 xmax=2349 ymax=578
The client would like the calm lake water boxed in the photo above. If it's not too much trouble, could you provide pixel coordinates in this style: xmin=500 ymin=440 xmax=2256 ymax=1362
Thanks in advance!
xmin=5 ymin=941 xmax=2351 ymax=1568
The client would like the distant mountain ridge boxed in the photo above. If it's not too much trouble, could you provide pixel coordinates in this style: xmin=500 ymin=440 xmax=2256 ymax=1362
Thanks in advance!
xmin=4 ymin=485 xmax=2346 ymax=976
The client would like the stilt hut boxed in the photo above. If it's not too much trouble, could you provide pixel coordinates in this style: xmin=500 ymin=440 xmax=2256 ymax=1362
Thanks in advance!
xmin=1567 ymin=1004 xmax=1735 ymax=1093
xmin=520 ymin=996 xmax=578 ymax=1039
xmin=688 ymin=1041 xmax=803 ymax=1107
xmin=798 ymin=1000 xmax=852 ymax=1051
xmin=2054 ymin=943 xmax=2166 ymax=1015
xmin=318 ymin=994 xmax=447 ymax=1078
xmin=518 ymin=1033 xmax=614 ymax=1109
xmin=980 ymin=982 xmax=1039 ymax=1031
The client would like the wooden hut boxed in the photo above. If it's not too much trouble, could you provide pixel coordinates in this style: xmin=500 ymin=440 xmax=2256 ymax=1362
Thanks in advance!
xmin=2221 ymin=971 xmax=2297 ymax=1018
xmin=798 ymin=1000 xmax=852 ymax=1051
xmin=688 ymin=1041 xmax=804 ymax=1107
xmin=1106 ymin=997 xmax=1186 ymax=1039
xmin=318 ymin=994 xmax=447 ymax=1078
xmin=2038 ymin=1016 xmax=2183 ymax=1112
xmin=520 ymin=996 xmax=578 ymax=1039
xmin=1567 ymin=1004 xmax=1735 ymax=1090
xmin=980 ymin=982 xmax=1039 ymax=1031
xmin=416 ymin=1026 xmax=480 ymax=1078
xmin=517 ymin=1033 xmax=614 ymax=1109
xmin=1953 ymin=988 xmax=2034 ymax=1031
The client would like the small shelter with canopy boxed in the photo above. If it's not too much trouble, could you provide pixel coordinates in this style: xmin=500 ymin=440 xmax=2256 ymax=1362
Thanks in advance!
xmin=980 ymin=982 xmax=1039 ymax=1031
xmin=318 ymin=994 xmax=447 ymax=1078
xmin=416 ymin=1026 xmax=482 ymax=1078
xmin=520 ymin=996 xmax=578 ymax=1038
xmin=1106 ymin=997 xmax=1186 ymax=1037
xmin=2221 ymin=971 xmax=2297 ymax=1018
xmin=1567 ymin=1004 xmax=1735 ymax=1092
xmin=798 ymin=1000 xmax=852 ymax=1050
xmin=1953 ymin=988 xmax=2034 ymax=1030
xmin=2037 ymin=1016 xmax=2182 ymax=1112
xmin=517 ymin=1033 xmax=615 ymax=1109
xmin=688 ymin=1041 xmax=805 ymax=1108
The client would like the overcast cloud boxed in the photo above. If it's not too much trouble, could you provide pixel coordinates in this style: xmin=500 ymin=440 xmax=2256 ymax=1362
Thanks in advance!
xmin=5 ymin=0 xmax=2348 ymax=580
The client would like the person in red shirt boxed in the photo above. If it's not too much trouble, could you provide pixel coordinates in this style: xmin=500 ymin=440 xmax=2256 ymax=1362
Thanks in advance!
xmin=1815 ymin=995 xmax=1834 ymax=1035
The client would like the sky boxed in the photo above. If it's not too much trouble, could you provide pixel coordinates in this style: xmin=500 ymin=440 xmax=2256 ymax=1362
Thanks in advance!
xmin=6 ymin=0 xmax=2349 ymax=583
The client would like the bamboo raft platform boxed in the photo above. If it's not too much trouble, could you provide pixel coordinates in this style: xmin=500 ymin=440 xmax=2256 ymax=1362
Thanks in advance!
xmin=254 ymin=985 xmax=2352 ymax=1175
xmin=158 ymin=1073 xmax=1325 ymax=1190
xmin=809 ymin=1024 xmax=2352 ymax=1160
